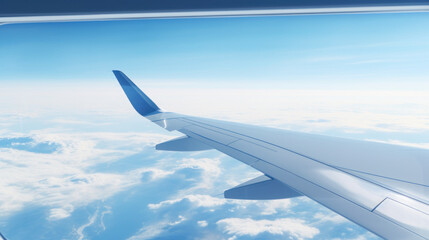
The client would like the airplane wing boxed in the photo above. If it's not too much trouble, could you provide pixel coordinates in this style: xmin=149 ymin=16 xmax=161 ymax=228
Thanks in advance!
xmin=113 ymin=70 xmax=429 ymax=240
xmin=0 ymin=232 xmax=8 ymax=240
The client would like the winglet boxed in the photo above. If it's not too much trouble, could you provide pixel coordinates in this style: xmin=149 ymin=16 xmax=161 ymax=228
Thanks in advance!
xmin=113 ymin=70 xmax=161 ymax=117
xmin=0 ymin=232 xmax=8 ymax=240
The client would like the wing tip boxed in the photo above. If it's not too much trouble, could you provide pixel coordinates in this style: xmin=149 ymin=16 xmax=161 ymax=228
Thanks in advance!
xmin=112 ymin=70 xmax=127 ymax=82
xmin=112 ymin=70 xmax=161 ymax=117
xmin=0 ymin=232 xmax=7 ymax=240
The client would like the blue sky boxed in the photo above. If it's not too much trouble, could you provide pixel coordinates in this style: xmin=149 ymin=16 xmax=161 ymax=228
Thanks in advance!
xmin=1 ymin=13 xmax=429 ymax=89
xmin=0 ymin=13 xmax=429 ymax=240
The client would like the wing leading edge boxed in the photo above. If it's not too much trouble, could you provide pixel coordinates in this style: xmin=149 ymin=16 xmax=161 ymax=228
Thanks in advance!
xmin=113 ymin=71 xmax=429 ymax=240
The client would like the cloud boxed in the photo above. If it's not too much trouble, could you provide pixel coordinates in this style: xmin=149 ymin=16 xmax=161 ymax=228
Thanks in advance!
xmin=177 ymin=157 xmax=222 ymax=193
xmin=76 ymin=209 xmax=99 ymax=240
xmin=48 ymin=205 xmax=74 ymax=221
xmin=127 ymin=221 xmax=167 ymax=240
xmin=178 ymin=158 xmax=221 ymax=177
xmin=136 ymin=156 xmax=221 ymax=184
xmin=127 ymin=215 xmax=187 ymax=240
xmin=147 ymin=191 xmax=293 ymax=217
xmin=149 ymin=88 xmax=429 ymax=134
xmin=0 ymin=131 xmax=171 ymax=219
xmin=197 ymin=220 xmax=208 ymax=227
xmin=100 ymin=206 xmax=112 ymax=231
xmin=332 ymin=232 xmax=380 ymax=240
xmin=260 ymin=199 xmax=293 ymax=215
xmin=140 ymin=168 xmax=175 ymax=181
xmin=3 ymin=83 xmax=429 ymax=135
xmin=170 ymin=215 xmax=186 ymax=226
xmin=0 ymin=127 xmax=225 ymax=223
xmin=50 ymin=118 xmax=104 ymax=126
xmin=217 ymin=217 xmax=319 ymax=239
xmin=73 ymin=206 xmax=113 ymax=239
xmin=313 ymin=212 xmax=348 ymax=224
xmin=148 ymin=194 xmax=226 ymax=210
xmin=2 ymin=84 xmax=428 ymax=240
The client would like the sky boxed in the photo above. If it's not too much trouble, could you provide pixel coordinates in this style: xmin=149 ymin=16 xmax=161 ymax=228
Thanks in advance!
xmin=1 ymin=13 xmax=429 ymax=88
xmin=0 ymin=12 xmax=429 ymax=240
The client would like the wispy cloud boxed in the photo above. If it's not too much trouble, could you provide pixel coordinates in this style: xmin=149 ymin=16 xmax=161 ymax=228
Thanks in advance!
xmin=127 ymin=215 xmax=187 ymax=240
xmin=197 ymin=220 xmax=208 ymax=227
xmin=48 ymin=205 xmax=74 ymax=221
xmin=73 ymin=205 xmax=112 ymax=239
xmin=350 ymin=59 xmax=398 ymax=65
xmin=100 ymin=206 xmax=112 ymax=231
xmin=75 ymin=209 xmax=99 ymax=240
xmin=306 ymin=56 xmax=355 ymax=63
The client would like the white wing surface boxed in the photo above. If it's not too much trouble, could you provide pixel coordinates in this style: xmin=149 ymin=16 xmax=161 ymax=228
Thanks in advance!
xmin=113 ymin=71 xmax=429 ymax=240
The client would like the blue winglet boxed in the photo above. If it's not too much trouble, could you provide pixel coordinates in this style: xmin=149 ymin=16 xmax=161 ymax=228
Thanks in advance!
xmin=0 ymin=232 xmax=8 ymax=240
xmin=113 ymin=70 xmax=161 ymax=117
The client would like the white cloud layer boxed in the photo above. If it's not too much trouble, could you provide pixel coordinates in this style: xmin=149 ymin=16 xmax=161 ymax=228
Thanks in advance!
xmin=217 ymin=217 xmax=320 ymax=240
xmin=152 ymin=89 xmax=429 ymax=134
xmin=2 ymin=84 xmax=427 ymax=240
xmin=3 ymin=83 xmax=429 ymax=134
xmin=0 ymin=131 xmax=171 ymax=219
